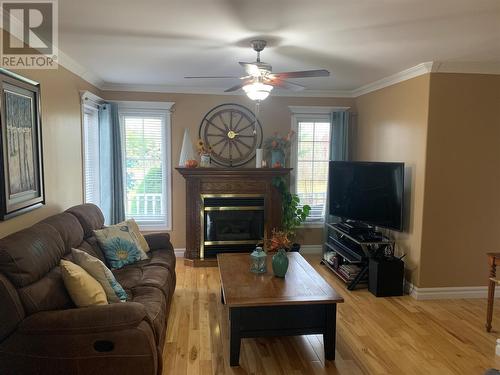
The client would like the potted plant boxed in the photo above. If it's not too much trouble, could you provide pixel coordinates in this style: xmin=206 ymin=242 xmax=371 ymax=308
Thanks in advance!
xmin=272 ymin=176 xmax=311 ymax=252
xmin=265 ymin=229 xmax=292 ymax=277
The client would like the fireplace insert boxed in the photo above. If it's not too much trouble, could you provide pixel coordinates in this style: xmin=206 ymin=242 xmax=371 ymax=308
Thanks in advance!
xmin=201 ymin=195 xmax=265 ymax=258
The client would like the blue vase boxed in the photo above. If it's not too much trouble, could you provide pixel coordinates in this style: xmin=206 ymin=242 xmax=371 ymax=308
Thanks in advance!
xmin=271 ymin=150 xmax=285 ymax=168
xmin=272 ymin=249 xmax=289 ymax=278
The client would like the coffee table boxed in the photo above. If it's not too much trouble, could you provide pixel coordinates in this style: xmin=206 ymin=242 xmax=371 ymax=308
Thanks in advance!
xmin=217 ymin=252 xmax=344 ymax=366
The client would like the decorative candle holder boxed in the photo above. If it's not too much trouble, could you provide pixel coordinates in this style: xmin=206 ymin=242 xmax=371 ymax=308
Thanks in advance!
xmin=250 ymin=246 xmax=267 ymax=273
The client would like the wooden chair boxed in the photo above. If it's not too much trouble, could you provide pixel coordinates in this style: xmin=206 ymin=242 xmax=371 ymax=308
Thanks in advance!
xmin=486 ymin=253 xmax=500 ymax=332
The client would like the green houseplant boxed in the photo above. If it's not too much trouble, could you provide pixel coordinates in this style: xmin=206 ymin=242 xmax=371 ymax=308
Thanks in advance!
xmin=272 ymin=176 xmax=311 ymax=251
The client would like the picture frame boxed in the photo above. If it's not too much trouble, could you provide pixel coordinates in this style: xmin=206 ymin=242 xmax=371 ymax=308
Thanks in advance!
xmin=0 ymin=68 xmax=44 ymax=220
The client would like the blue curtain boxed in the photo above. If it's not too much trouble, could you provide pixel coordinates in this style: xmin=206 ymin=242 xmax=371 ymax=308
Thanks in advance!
xmin=98 ymin=103 xmax=125 ymax=224
xmin=330 ymin=111 xmax=350 ymax=161
xmin=325 ymin=111 xmax=351 ymax=225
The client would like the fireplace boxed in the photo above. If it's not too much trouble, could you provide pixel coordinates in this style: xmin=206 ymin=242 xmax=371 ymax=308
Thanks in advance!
xmin=176 ymin=167 xmax=291 ymax=266
xmin=202 ymin=195 xmax=265 ymax=258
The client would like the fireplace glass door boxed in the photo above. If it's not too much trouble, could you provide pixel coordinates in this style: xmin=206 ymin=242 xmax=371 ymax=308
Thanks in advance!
xmin=202 ymin=195 xmax=265 ymax=257
xmin=205 ymin=210 xmax=264 ymax=244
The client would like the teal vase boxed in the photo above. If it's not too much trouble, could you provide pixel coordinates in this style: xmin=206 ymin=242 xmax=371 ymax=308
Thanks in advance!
xmin=271 ymin=150 xmax=285 ymax=168
xmin=272 ymin=249 xmax=289 ymax=278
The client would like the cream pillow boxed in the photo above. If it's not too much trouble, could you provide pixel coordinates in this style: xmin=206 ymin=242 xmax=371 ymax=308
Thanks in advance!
xmin=71 ymin=249 xmax=127 ymax=303
xmin=60 ymin=259 xmax=108 ymax=307
xmin=122 ymin=219 xmax=150 ymax=253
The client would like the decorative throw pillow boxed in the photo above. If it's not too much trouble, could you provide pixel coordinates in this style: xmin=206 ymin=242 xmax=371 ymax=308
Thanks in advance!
xmin=94 ymin=222 xmax=148 ymax=269
xmin=120 ymin=219 xmax=150 ymax=253
xmin=60 ymin=259 xmax=108 ymax=307
xmin=71 ymin=248 xmax=128 ymax=302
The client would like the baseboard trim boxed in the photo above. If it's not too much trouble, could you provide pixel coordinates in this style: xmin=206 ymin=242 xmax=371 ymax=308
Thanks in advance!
xmin=299 ymin=245 xmax=323 ymax=254
xmin=405 ymin=282 xmax=500 ymax=300
xmin=174 ymin=248 xmax=185 ymax=257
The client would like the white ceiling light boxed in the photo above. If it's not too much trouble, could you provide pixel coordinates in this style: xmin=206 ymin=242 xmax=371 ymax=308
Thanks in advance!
xmin=242 ymin=81 xmax=273 ymax=101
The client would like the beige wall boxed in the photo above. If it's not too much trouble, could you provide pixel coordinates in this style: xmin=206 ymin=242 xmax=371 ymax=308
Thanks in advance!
xmin=0 ymin=66 xmax=101 ymax=238
xmin=103 ymin=91 xmax=355 ymax=249
xmin=419 ymin=74 xmax=500 ymax=287
xmin=354 ymin=75 xmax=431 ymax=285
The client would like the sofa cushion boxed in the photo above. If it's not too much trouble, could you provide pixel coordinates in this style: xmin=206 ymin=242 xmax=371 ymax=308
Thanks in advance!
xmin=66 ymin=204 xmax=105 ymax=238
xmin=144 ymin=249 xmax=176 ymax=274
xmin=0 ymin=274 xmax=25 ymax=341
xmin=41 ymin=213 xmax=84 ymax=255
xmin=128 ymin=286 xmax=166 ymax=346
xmin=60 ymin=260 xmax=108 ymax=307
xmin=0 ymin=223 xmax=65 ymax=288
xmin=78 ymin=238 xmax=107 ymax=263
xmin=113 ymin=264 xmax=173 ymax=299
xmin=17 ymin=266 xmax=73 ymax=315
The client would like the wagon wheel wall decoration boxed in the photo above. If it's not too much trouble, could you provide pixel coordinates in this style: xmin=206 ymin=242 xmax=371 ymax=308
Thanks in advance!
xmin=199 ymin=104 xmax=263 ymax=167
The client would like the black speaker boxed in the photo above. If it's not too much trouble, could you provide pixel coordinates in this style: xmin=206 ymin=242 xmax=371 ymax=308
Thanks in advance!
xmin=368 ymin=257 xmax=404 ymax=297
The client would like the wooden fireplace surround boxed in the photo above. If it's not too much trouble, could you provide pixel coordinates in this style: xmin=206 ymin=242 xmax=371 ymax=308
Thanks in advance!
xmin=176 ymin=167 xmax=291 ymax=266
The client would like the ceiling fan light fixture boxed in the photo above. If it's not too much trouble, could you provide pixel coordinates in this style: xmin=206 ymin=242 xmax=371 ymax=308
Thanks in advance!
xmin=243 ymin=82 xmax=273 ymax=101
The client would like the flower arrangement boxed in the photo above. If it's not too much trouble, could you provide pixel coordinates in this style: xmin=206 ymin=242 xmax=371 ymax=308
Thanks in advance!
xmin=263 ymin=131 xmax=294 ymax=153
xmin=196 ymin=139 xmax=212 ymax=155
xmin=265 ymin=229 xmax=292 ymax=252
xmin=263 ymin=131 xmax=295 ymax=168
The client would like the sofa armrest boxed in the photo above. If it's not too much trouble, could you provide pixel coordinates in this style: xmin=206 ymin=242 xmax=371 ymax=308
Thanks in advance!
xmin=144 ymin=232 xmax=172 ymax=251
xmin=18 ymin=302 xmax=148 ymax=335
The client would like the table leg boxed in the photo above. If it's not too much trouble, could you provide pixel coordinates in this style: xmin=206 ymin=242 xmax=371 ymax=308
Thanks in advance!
xmin=229 ymin=308 xmax=241 ymax=366
xmin=324 ymin=304 xmax=336 ymax=361
xmin=486 ymin=258 xmax=496 ymax=332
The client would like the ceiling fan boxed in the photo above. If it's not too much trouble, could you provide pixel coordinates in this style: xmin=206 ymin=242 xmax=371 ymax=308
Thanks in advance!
xmin=185 ymin=40 xmax=330 ymax=101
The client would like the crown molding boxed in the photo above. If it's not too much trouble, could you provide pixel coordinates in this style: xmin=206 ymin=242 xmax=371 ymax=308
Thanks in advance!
xmin=58 ymin=50 xmax=105 ymax=89
xmin=288 ymin=105 xmax=350 ymax=115
xmin=100 ymin=82 xmax=354 ymax=98
xmin=431 ymin=61 xmax=500 ymax=75
xmin=351 ymin=62 xmax=434 ymax=97
xmin=56 ymin=55 xmax=500 ymax=99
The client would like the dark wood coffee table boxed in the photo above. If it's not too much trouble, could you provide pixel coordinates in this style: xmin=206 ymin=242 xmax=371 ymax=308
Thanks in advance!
xmin=217 ymin=252 xmax=344 ymax=366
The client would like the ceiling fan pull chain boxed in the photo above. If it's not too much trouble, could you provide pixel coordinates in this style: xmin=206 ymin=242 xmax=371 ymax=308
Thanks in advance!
xmin=253 ymin=101 xmax=260 ymax=135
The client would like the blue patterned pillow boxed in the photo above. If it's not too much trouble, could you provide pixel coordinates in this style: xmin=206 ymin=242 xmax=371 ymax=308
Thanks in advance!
xmin=94 ymin=225 xmax=148 ymax=269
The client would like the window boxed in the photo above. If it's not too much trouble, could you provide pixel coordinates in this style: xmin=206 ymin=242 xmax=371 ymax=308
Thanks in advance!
xmin=292 ymin=116 xmax=331 ymax=223
xmin=119 ymin=105 xmax=172 ymax=230
xmin=82 ymin=104 xmax=100 ymax=206
xmin=289 ymin=106 xmax=349 ymax=225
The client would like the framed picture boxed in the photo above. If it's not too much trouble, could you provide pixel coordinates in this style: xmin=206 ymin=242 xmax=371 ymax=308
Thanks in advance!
xmin=0 ymin=69 xmax=44 ymax=220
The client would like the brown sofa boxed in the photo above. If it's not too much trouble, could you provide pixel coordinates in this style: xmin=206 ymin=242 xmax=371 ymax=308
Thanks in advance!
xmin=0 ymin=204 xmax=176 ymax=375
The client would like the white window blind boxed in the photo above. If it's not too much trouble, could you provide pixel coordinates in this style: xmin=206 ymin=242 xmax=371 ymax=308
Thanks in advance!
xmin=120 ymin=110 xmax=170 ymax=230
xmin=82 ymin=106 xmax=100 ymax=206
xmin=294 ymin=119 xmax=331 ymax=223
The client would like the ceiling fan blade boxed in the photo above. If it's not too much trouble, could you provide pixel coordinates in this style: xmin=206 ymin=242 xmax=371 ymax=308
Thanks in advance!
xmin=224 ymin=78 xmax=254 ymax=92
xmin=268 ymin=79 xmax=305 ymax=92
xmin=271 ymin=69 xmax=330 ymax=79
xmin=223 ymin=82 xmax=246 ymax=92
xmin=185 ymin=75 xmax=240 ymax=79
xmin=239 ymin=62 xmax=260 ymax=76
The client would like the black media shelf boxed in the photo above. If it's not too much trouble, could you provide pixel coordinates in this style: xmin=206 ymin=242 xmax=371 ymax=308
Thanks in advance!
xmin=322 ymin=222 xmax=394 ymax=291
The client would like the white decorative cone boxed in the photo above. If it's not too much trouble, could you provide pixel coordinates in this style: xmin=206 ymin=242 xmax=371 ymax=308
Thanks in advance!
xmin=179 ymin=128 xmax=196 ymax=167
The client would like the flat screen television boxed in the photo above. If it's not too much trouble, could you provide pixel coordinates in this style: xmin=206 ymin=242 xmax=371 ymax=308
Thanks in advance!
xmin=328 ymin=161 xmax=404 ymax=231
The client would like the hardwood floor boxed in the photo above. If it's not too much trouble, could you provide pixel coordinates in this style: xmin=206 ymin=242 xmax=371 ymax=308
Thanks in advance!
xmin=163 ymin=255 xmax=500 ymax=374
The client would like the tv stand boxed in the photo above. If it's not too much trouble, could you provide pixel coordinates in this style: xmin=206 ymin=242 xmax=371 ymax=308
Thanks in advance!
xmin=322 ymin=222 xmax=395 ymax=290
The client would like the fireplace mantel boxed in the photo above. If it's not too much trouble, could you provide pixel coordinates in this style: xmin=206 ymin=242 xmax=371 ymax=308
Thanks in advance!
xmin=176 ymin=167 xmax=291 ymax=266
xmin=176 ymin=167 xmax=292 ymax=177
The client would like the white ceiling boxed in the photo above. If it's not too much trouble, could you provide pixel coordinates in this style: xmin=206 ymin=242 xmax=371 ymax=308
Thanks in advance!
xmin=59 ymin=0 xmax=500 ymax=93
